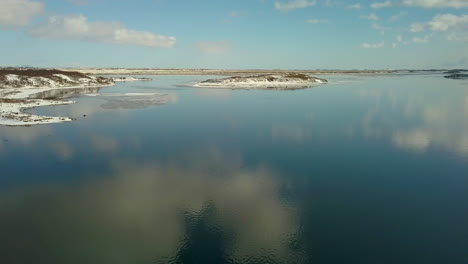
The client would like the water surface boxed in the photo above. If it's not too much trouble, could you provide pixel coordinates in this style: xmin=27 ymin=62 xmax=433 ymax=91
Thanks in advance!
xmin=1 ymin=74 xmax=468 ymax=264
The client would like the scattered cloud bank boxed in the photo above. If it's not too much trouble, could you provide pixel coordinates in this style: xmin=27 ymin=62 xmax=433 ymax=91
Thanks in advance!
xmin=0 ymin=0 xmax=44 ymax=27
xmin=29 ymin=14 xmax=176 ymax=48
xmin=0 ymin=1 xmax=176 ymax=48
xmin=371 ymin=1 xmax=393 ymax=9
xmin=275 ymin=0 xmax=317 ymax=11
xmin=194 ymin=40 xmax=231 ymax=54
xmin=429 ymin=13 xmax=468 ymax=40
xmin=428 ymin=14 xmax=468 ymax=31
xmin=403 ymin=0 xmax=468 ymax=9
xmin=361 ymin=41 xmax=385 ymax=48
xmin=410 ymin=14 xmax=468 ymax=41
xmin=367 ymin=0 xmax=468 ymax=9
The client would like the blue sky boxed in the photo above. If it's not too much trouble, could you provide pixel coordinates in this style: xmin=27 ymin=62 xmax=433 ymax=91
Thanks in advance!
xmin=0 ymin=0 xmax=467 ymax=69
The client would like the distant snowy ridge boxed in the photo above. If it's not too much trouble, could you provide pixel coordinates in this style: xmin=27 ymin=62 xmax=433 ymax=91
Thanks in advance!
xmin=194 ymin=73 xmax=327 ymax=88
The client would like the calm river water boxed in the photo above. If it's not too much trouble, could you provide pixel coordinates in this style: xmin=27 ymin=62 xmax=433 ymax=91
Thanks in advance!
xmin=1 ymin=73 xmax=467 ymax=264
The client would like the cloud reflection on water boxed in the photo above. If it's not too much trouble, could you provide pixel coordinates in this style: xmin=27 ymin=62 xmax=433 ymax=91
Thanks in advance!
xmin=358 ymin=80 xmax=468 ymax=156
xmin=0 ymin=149 xmax=298 ymax=264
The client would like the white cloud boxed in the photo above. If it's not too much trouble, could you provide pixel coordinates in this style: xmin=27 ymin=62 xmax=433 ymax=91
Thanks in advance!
xmin=428 ymin=13 xmax=468 ymax=31
xmin=306 ymin=18 xmax=327 ymax=24
xmin=348 ymin=3 xmax=362 ymax=9
xmin=403 ymin=0 xmax=468 ymax=9
xmin=274 ymin=0 xmax=316 ymax=11
xmin=429 ymin=14 xmax=468 ymax=40
xmin=0 ymin=0 xmax=44 ymax=27
xmin=371 ymin=1 xmax=393 ymax=8
xmin=410 ymin=22 xmax=425 ymax=32
xmin=360 ymin=41 xmax=385 ymax=48
xmin=366 ymin=13 xmax=380 ymax=21
xmin=409 ymin=14 xmax=468 ymax=41
xmin=413 ymin=35 xmax=430 ymax=43
xmin=29 ymin=14 xmax=176 ymax=48
xmin=194 ymin=40 xmax=231 ymax=54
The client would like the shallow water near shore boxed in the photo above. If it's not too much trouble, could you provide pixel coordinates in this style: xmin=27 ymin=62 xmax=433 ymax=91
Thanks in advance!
xmin=1 ymin=74 xmax=468 ymax=264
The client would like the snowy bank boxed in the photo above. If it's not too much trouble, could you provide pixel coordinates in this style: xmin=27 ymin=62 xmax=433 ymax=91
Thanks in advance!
xmin=0 ymin=68 xmax=115 ymax=126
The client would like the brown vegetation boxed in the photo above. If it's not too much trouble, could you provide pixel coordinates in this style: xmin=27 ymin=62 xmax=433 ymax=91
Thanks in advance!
xmin=0 ymin=68 xmax=90 ymax=79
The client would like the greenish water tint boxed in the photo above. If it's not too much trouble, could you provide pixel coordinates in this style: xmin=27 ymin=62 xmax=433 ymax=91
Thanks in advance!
xmin=1 ymin=74 xmax=468 ymax=264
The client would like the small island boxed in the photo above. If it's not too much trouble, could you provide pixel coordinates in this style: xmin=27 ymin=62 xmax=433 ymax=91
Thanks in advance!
xmin=194 ymin=73 xmax=327 ymax=89
xmin=444 ymin=74 xmax=468 ymax=80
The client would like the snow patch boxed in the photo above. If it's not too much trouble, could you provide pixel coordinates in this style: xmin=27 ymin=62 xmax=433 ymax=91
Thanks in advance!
xmin=5 ymin=74 xmax=20 ymax=82
xmin=53 ymin=74 xmax=74 ymax=82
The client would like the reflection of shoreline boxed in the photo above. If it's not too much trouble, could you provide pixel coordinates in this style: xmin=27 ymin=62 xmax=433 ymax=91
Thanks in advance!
xmin=0 ymin=149 xmax=298 ymax=263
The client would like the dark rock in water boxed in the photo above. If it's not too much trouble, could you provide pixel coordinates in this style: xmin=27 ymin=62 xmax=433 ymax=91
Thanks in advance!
xmin=444 ymin=74 xmax=468 ymax=80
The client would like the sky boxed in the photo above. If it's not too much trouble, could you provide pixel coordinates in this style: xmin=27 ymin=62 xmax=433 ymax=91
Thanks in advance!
xmin=0 ymin=0 xmax=467 ymax=69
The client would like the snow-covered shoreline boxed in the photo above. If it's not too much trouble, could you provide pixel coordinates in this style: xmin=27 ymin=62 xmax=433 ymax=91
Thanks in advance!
xmin=0 ymin=99 xmax=75 ymax=126
xmin=0 ymin=69 xmax=116 ymax=126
